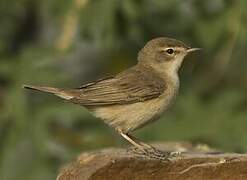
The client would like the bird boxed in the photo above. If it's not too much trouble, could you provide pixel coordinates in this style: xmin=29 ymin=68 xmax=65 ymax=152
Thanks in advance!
xmin=23 ymin=37 xmax=200 ymax=160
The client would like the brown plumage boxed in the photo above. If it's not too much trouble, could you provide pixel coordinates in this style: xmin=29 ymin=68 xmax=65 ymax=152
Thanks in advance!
xmin=72 ymin=64 xmax=166 ymax=106
xmin=23 ymin=65 xmax=166 ymax=106
xmin=24 ymin=37 xmax=200 ymax=159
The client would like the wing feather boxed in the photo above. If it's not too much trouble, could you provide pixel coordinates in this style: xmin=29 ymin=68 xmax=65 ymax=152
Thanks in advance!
xmin=69 ymin=65 xmax=166 ymax=106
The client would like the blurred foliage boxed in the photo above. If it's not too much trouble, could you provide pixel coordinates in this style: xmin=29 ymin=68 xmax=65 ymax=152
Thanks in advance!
xmin=0 ymin=0 xmax=247 ymax=179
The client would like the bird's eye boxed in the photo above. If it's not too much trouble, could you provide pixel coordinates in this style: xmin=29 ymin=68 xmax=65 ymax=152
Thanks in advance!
xmin=166 ymin=48 xmax=174 ymax=54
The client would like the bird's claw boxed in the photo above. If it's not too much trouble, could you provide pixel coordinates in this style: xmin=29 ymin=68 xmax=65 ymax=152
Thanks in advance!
xmin=127 ymin=146 xmax=181 ymax=161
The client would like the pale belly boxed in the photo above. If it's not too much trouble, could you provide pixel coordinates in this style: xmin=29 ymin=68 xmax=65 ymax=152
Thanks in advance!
xmin=91 ymin=88 xmax=178 ymax=133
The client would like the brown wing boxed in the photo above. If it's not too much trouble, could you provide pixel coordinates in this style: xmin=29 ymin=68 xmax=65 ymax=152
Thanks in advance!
xmin=70 ymin=65 xmax=166 ymax=106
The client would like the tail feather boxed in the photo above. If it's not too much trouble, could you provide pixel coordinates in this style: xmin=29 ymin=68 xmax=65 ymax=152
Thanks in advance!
xmin=23 ymin=84 xmax=75 ymax=100
xmin=23 ymin=85 xmax=60 ymax=93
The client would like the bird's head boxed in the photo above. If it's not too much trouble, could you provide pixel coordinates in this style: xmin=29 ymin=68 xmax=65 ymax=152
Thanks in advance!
xmin=138 ymin=37 xmax=200 ymax=75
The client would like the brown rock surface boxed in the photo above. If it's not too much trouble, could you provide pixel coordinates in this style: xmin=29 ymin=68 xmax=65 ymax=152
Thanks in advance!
xmin=57 ymin=143 xmax=247 ymax=180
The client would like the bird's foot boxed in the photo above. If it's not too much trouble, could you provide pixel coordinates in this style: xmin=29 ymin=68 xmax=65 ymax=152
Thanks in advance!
xmin=127 ymin=146 xmax=181 ymax=161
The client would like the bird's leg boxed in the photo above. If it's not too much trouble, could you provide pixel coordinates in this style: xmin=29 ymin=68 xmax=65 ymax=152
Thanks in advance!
xmin=123 ymin=133 xmax=163 ymax=156
xmin=119 ymin=132 xmax=147 ymax=153
xmin=126 ymin=133 xmax=155 ymax=150
xmin=118 ymin=130 xmax=180 ymax=161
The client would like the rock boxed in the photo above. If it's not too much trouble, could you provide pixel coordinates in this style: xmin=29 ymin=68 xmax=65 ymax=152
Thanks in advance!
xmin=57 ymin=143 xmax=247 ymax=180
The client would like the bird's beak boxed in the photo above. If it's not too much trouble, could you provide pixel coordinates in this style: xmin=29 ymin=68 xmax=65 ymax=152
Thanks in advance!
xmin=186 ymin=48 xmax=201 ymax=53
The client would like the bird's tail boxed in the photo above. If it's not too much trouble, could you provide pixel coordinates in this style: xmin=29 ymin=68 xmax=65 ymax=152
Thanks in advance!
xmin=23 ymin=84 xmax=75 ymax=100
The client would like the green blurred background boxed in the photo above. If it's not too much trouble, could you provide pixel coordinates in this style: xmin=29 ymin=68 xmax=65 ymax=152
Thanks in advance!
xmin=0 ymin=0 xmax=247 ymax=179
